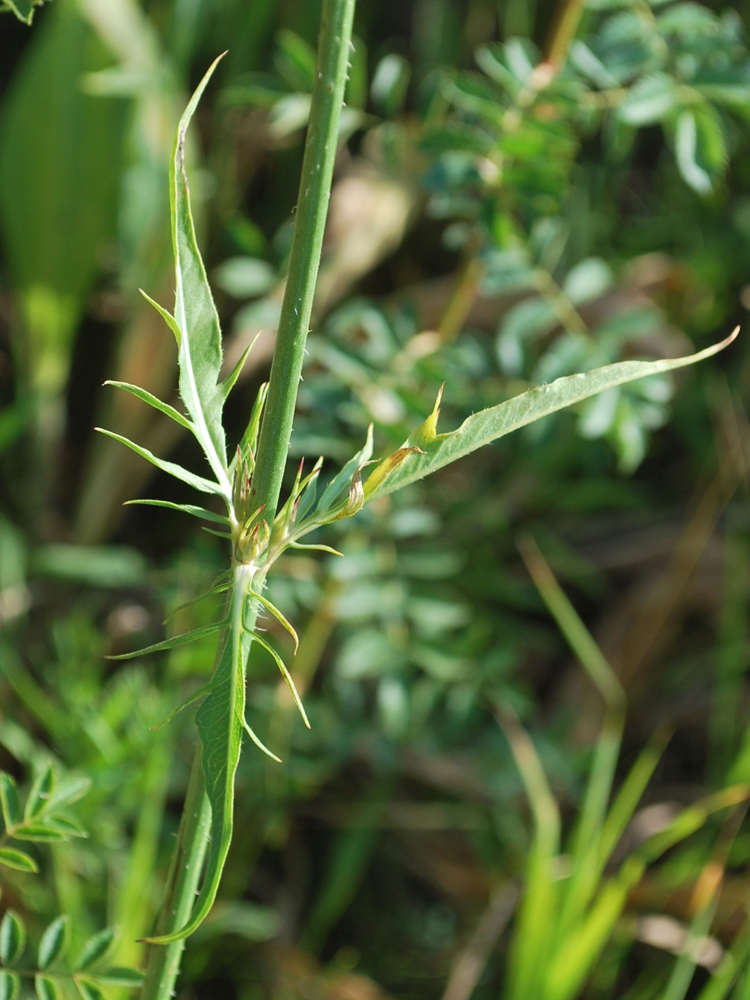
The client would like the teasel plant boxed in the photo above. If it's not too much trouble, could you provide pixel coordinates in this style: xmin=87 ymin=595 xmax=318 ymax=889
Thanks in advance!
xmin=92 ymin=0 xmax=738 ymax=996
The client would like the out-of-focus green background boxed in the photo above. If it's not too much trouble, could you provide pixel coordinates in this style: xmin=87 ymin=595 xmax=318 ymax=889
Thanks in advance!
xmin=1 ymin=0 xmax=750 ymax=997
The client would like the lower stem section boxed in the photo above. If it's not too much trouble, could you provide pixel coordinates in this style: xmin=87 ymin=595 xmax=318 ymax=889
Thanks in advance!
xmin=139 ymin=749 xmax=211 ymax=1000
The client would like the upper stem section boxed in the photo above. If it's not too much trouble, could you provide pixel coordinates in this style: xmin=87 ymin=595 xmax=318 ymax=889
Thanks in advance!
xmin=248 ymin=0 xmax=357 ymax=524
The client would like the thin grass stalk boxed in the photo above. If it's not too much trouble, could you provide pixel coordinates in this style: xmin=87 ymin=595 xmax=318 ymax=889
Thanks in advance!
xmin=138 ymin=1 xmax=355 ymax=996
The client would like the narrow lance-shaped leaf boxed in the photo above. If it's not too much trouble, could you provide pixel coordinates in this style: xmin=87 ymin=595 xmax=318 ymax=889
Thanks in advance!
xmin=246 ymin=588 xmax=299 ymax=653
xmin=170 ymin=54 xmax=230 ymax=491
xmin=124 ymin=498 xmax=230 ymax=525
xmin=106 ymin=618 xmax=229 ymax=661
xmin=95 ymin=428 xmax=224 ymax=497
xmin=103 ymin=381 xmax=193 ymax=432
xmin=363 ymin=331 xmax=739 ymax=504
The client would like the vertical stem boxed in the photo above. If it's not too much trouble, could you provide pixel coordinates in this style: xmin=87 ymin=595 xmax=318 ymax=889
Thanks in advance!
xmin=140 ymin=752 xmax=211 ymax=1000
xmin=139 ymin=1 xmax=356 ymax=996
xmin=250 ymin=0 xmax=357 ymax=521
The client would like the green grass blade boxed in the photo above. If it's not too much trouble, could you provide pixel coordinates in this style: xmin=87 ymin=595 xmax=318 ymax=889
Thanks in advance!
xmin=661 ymin=903 xmax=719 ymax=1000
xmin=597 ymin=730 xmax=668 ymax=871
xmin=519 ymin=535 xmax=624 ymax=711
xmin=546 ymin=876 xmax=634 ymax=1000
xmin=518 ymin=535 xmax=626 ymax=936
xmin=103 ymin=380 xmax=193 ymax=432
xmin=497 ymin=706 xmax=561 ymax=1000
xmin=170 ymin=54 xmax=231 ymax=493
xmin=694 ymin=922 xmax=750 ymax=1000
xmin=95 ymin=428 xmax=223 ymax=496
xmin=363 ymin=330 xmax=739 ymax=504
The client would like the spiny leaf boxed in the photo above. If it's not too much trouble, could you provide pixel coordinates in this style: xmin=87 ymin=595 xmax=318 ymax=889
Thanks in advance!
xmin=0 ymin=911 xmax=26 ymax=967
xmin=249 ymin=632 xmax=310 ymax=728
xmin=363 ymin=331 xmax=739 ymax=504
xmin=0 ymin=971 xmax=19 ymax=1000
xmin=170 ymin=53 xmax=230 ymax=490
xmin=0 ymin=774 xmax=21 ymax=828
xmin=0 ymin=847 xmax=38 ymax=873
xmin=74 ymin=928 xmax=116 ymax=972
xmin=103 ymin=381 xmax=193 ymax=432
xmin=246 ymin=589 xmax=299 ymax=653
xmin=106 ymin=618 xmax=229 ymax=660
xmin=37 ymin=916 xmax=69 ymax=970
xmin=124 ymin=498 xmax=230 ymax=525
xmin=95 ymin=428 xmax=224 ymax=497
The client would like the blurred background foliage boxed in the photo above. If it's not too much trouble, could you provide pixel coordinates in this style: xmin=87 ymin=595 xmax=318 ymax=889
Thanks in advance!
xmin=1 ymin=0 xmax=750 ymax=997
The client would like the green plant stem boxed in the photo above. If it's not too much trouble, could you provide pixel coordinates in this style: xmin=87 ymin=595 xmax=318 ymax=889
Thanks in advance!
xmin=250 ymin=0 xmax=357 ymax=522
xmin=139 ymin=2 xmax=355 ymax=996
xmin=140 ymin=751 xmax=211 ymax=1000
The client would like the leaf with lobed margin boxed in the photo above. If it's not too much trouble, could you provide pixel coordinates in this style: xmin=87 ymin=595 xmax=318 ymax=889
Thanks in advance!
xmin=125 ymin=499 xmax=230 ymax=524
xmin=95 ymin=429 xmax=223 ymax=495
xmin=363 ymin=330 xmax=739 ymax=504
xmin=107 ymin=618 xmax=229 ymax=661
xmin=103 ymin=381 xmax=193 ymax=432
